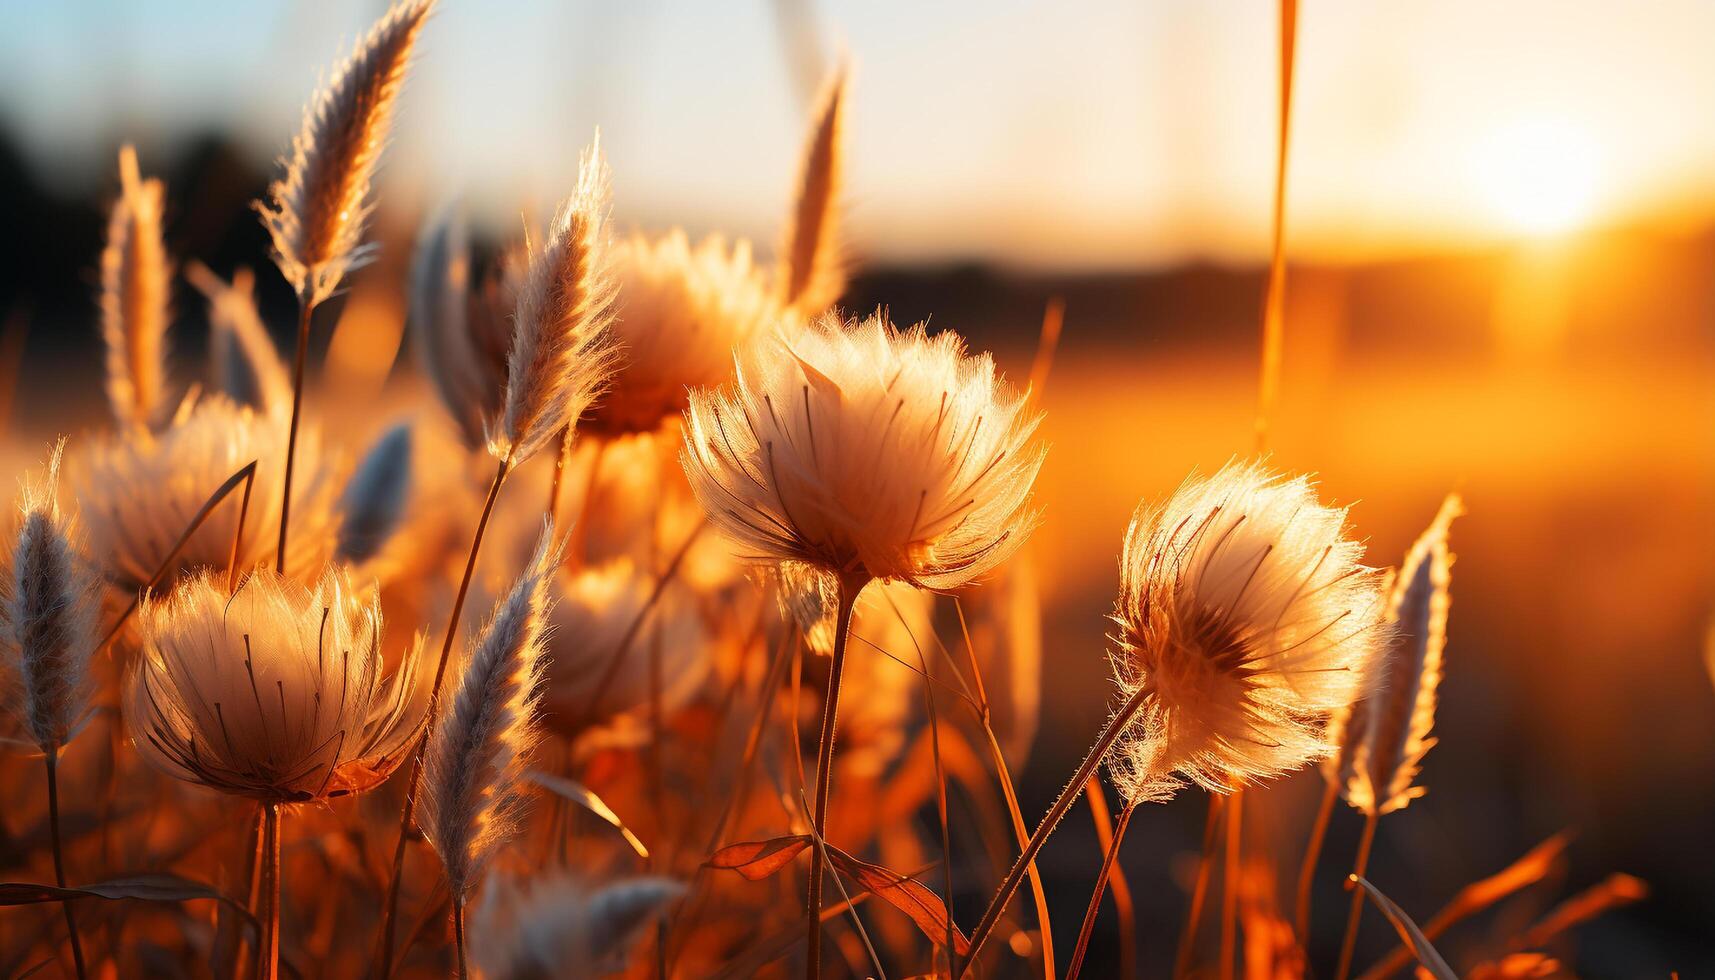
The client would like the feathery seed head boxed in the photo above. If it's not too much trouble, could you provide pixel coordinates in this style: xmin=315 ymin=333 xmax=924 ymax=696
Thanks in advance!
xmin=491 ymin=140 xmax=619 ymax=463
xmin=539 ymin=556 xmax=710 ymax=745
xmin=336 ymin=423 xmax=413 ymax=565
xmin=101 ymin=145 xmax=173 ymax=430
xmin=420 ymin=523 xmax=560 ymax=900
xmin=75 ymin=394 xmax=341 ymax=595
xmin=257 ymin=0 xmax=435 ymax=305
xmin=1342 ymin=493 xmax=1461 ymax=816
xmin=472 ymin=872 xmax=685 ymax=980
xmin=124 ymin=564 xmax=426 ymax=801
xmin=681 ymin=312 xmax=1043 ymax=590
xmin=410 ymin=209 xmax=512 ymax=449
xmin=586 ymin=230 xmax=780 ymax=437
xmin=188 ymin=263 xmax=290 ymax=413
xmin=779 ymin=69 xmax=847 ymax=314
xmin=1106 ymin=462 xmax=1389 ymax=804
xmin=1 ymin=441 xmax=102 ymax=752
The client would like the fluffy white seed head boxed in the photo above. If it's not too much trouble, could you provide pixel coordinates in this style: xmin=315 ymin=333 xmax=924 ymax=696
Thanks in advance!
xmin=75 ymin=394 xmax=341 ymax=595
xmin=420 ymin=524 xmax=559 ymax=901
xmin=257 ymin=0 xmax=434 ymax=305
xmin=492 ymin=141 xmax=619 ymax=463
xmin=100 ymin=145 xmax=173 ymax=430
xmin=1342 ymin=494 xmax=1461 ymax=816
xmin=586 ymin=231 xmax=780 ymax=437
xmin=1106 ymin=462 xmax=1389 ymax=804
xmin=124 ymin=564 xmax=426 ymax=801
xmin=681 ymin=312 xmax=1044 ymax=590
xmin=1 ymin=441 xmax=102 ymax=752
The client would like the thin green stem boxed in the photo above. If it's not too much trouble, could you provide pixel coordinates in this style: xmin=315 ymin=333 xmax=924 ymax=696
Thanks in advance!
xmin=957 ymin=684 xmax=1152 ymax=978
xmin=275 ymin=299 xmax=315 ymax=575
xmin=45 ymin=748 xmax=87 ymax=980
xmin=805 ymin=576 xmax=862 ymax=980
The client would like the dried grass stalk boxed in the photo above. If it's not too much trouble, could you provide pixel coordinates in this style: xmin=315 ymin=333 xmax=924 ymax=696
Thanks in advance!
xmin=492 ymin=140 xmax=618 ymax=464
xmin=257 ymin=0 xmax=435 ymax=305
xmin=187 ymin=262 xmax=290 ymax=412
xmin=101 ymin=145 xmax=172 ymax=430
xmin=780 ymin=69 xmax=847 ymax=314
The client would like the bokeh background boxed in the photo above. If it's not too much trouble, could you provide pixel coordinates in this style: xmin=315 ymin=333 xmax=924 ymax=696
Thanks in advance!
xmin=2 ymin=0 xmax=1712 ymax=975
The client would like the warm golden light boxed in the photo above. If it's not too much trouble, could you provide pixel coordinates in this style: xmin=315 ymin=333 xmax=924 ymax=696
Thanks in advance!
xmin=1472 ymin=118 xmax=1601 ymax=237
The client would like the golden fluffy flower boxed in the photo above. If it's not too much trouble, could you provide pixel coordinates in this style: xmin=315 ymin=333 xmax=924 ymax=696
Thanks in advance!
xmin=584 ymin=231 xmax=780 ymax=437
xmin=1107 ymin=462 xmax=1388 ymax=804
xmin=75 ymin=395 xmax=341 ymax=595
xmin=681 ymin=312 xmax=1043 ymax=590
xmin=124 ymin=565 xmax=425 ymax=802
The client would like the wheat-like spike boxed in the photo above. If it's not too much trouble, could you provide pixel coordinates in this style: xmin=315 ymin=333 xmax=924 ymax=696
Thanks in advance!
xmin=779 ymin=68 xmax=847 ymax=314
xmin=1322 ymin=566 xmax=1396 ymax=789
xmin=491 ymin=138 xmax=618 ymax=464
xmin=409 ymin=208 xmax=491 ymax=448
xmin=1 ymin=440 xmax=101 ymax=752
xmin=419 ymin=522 xmax=561 ymax=901
xmin=100 ymin=145 xmax=172 ymax=430
xmin=257 ymin=0 xmax=435 ymax=306
xmin=1345 ymin=493 xmax=1462 ymax=816
xmin=186 ymin=262 xmax=290 ymax=412
xmin=336 ymin=423 xmax=412 ymax=564
xmin=471 ymin=872 xmax=686 ymax=978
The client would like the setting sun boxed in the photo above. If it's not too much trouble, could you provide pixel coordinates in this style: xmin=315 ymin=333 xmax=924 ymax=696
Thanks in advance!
xmin=1472 ymin=117 xmax=1602 ymax=237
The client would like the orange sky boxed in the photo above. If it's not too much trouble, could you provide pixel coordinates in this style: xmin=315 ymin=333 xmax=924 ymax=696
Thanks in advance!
xmin=4 ymin=0 xmax=1715 ymax=268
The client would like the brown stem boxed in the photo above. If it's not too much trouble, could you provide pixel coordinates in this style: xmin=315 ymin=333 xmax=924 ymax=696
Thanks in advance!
xmin=1334 ymin=810 xmax=1380 ymax=980
xmin=805 ymin=576 xmax=862 ymax=980
xmin=376 ymin=454 xmax=512 ymax=978
xmin=257 ymin=802 xmax=281 ymax=980
xmin=227 ymin=456 xmax=257 ymax=594
xmin=1067 ymin=800 xmax=1136 ymax=980
xmin=45 ymin=748 xmax=87 ymax=980
xmin=275 ymin=299 xmax=315 ymax=575
xmin=1295 ymin=779 xmax=1339 ymax=945
xmin=215 ymin=806 xmax=265 ymax=979
xmin=1253 ymin=0 xmax=1298 ymax=453
xmin=1174 ymin=793 xmax=1225 ymax=980
xmin=1081 ymin=777 xmax=1137 ymax=980
xmin=1220 ymin=787 xmax=1244 ymax=980
xmin=452 ymin=899 xmax=468 ymax=979
xmin=958 ymin=683 xmax=1153 ymax=978
xmin=545 ymin=424 xmax=573 ymax=524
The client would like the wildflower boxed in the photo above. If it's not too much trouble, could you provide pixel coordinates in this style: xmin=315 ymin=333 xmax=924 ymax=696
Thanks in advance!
xmin=681 ymin=312 xmax=1043 ymax=592
xmin=1107 ymin=462 xmax=1389 ymax=804
xmin=124 ymin=565 xmax=425 ymax=801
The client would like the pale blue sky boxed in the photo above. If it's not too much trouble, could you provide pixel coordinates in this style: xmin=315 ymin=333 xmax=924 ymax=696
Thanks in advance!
xmin=4 ymin=1 xmax=1714 ymax=268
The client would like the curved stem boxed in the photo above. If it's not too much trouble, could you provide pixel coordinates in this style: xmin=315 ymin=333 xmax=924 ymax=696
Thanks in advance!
xmin=45 ymin=748 xmax=87 ymax=980
xmin=1295 ymin=779 xmax=1339 ymax=945
xmin=376 ymin=454 xmax=511 ymax=978
xmin=257 ymin=802 xmax=281 ymax=980
xmin=1174 ymin=793 xmax=1225 ymax=980
xmin=1220 ymin=787 xmax=1244 ymax=980
xmin=805 ymin=577 xmax=861 ymax=980
xmin=1083 ymin=777 xmax=1137 ymax=980
xmin=275 ymin=299 xmax=315 ymax=575
xmin=958 ymin=684 xmax=1153 ymax=978
xmin=1334 ymin=810 xmax=1380 ymax=980
xmin=1067 ymin=800 xmax=1136 ymax=980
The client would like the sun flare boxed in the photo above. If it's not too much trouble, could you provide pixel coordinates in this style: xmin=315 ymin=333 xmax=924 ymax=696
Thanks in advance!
xmin=1472 ymin=118 xmax=1602 ymax=238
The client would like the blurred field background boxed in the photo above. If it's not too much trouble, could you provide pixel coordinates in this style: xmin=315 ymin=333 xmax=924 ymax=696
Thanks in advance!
xmin=2 ymin=0 xmax=1713 ymax=974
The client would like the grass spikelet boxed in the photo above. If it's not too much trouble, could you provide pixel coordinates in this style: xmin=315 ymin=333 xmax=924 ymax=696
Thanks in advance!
xmin=257 ymin=0 xmax=435 ymax=305
xmin=1 ymin=439 xmax=101 ymax=752
xmin=187 ymin=262 xmax=290 ymax=412
xmin=336 ymin=422 xmax=412 ymax=564
xmin=492 ymin=139 xmax=618 ymax=464
xmin=419 ymin=523 xmax=561 ymax=904
xmin=472 ymin=873 xmax=685 ymax=979
xmin=101 ymin=145 xmax=172 ymax=430
xmin=410 ymin=208 xmax=493 ymax=448
xmin=780 ymin=68 xmax=847 ymax=314
xmin=1345 ymin=493 xmax=1462 ymax=816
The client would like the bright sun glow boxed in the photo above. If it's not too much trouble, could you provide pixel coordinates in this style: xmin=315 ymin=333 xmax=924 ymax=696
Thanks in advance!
xmin=1472 ymin=118 xmax=1602 ymax=237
